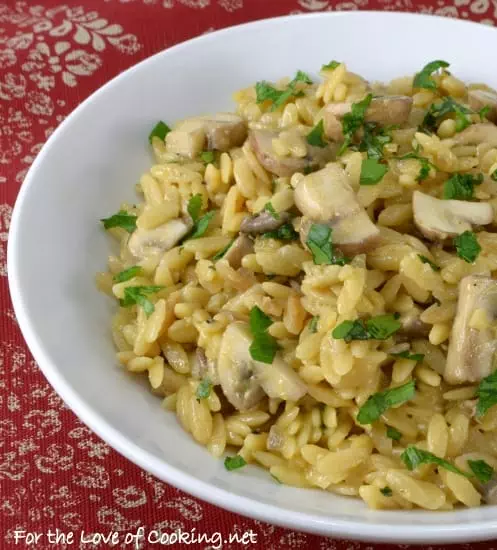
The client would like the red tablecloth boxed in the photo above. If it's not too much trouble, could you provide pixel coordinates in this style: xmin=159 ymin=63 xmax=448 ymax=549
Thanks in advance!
xmin=2 ymin=1 xmax=497 ymax=549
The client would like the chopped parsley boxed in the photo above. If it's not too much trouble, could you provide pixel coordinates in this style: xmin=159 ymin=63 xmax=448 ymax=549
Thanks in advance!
xmin=357 ymin=380 xmax=416 ymax=425
xmin=418 ymin=254 xmax=440 ymax=272
xmin=380 ymin=486 xmax=393 ymax=497
xmin=306 ymin=223 xmax=350 ymax=266
xmin=224 ymin=455 xmax=247 ymax=471
xmin=386 ymin=426 xmax=402 ymax=441
xmin=421 ymin=97 xmax=473 ymax=133
xmin=476 ymin=370 xmax=497 ymax=417
xmin=491 ymin=168 xmax=497 ymax=182
xmin=119 ymin=285 xmax=164 ymax=317
xmin=255 ymin=70 xmax=312 ymax=111
xmin=113 ymin=266 xmax=143 ymax=283
xmin=200 ymin=151 xmax=215 ymax=164
xmin=413 ymin=60 xmax=450 ymax=90
xmin=322 ymin=60 xmax=340 ymax=71
xmin=360 ymin=158 xmax=388 ymax=186
xmin=186 ymin=195 xmax=215 ymax=240
xmin=390 ymin=350 xmax=425 ymax=362
xmin=264 ymin=202 xmax=279 ymax=219
xmin=196 ymin=378 xmax=212 ymax=400
xmin=309 ymin=316 xmax=319 ymax=333
xmin=187 ymin=194 xmax=203 ymax=222
xmin=148 ymin=120 xmax=171 ymax=144
xmin=263 ymin=222 xmax=299 ymax=241
xmin=480 ymin=105 xmax=492 ymax=120
xmin=358 ymin=122 xmax=393 ymax=161
xmin=332 ymin=314 xmax=401 ymax=342
xmin=454 ymin=231 xmax=481 ymax=263
xmin=339 ymin=93 xmax=373 ymax=155
xmin=401 ymin=446 xmax=471 ymax=478
xmin=101 ymin=210 xmax=137 ymax=233
xmin=249 ymin=306 xmax=279 ymax=364
xmin=468 ymin=459 xmax=494 ymax=484
xmin=212 ymin=239 xmax=235 ymax=261
xmin=399 ymin=153 xmax=435 ymax=182
xmin=443 ymin=173 xmax=483 ymax=200
xmin=306 ymin=119 xmax=327 ymax=148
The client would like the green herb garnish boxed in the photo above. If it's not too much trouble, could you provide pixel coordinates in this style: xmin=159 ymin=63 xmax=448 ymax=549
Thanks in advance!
xmin=189 ymin=211 xmax=215 ymax=239
xmin=309 ymin=316 xmax=319 ymax=333
xmin=443 ymin=173 xmax=483 ymax=200
xmin=306 ymin=223 xmax=350 ymax=266
xmin=113 ymin=266 xmax=143 ymax=283
xmin=380 ymin=486 xmax=393 ymax=497
xmin=264 ymin=202 xmax=279 ymax=219
xmin=101 ymin=210 xmax=137 ymax=233
xmin=401 ymin=446 xmax=471 ymax=478
xmin=454 ymin=231 xmax=481 ymax=263
xmin=418 ymin=254 xmax=441 ymax=272
xmin=196 ymin=378 xmax=212 ymax=400
xmin=263 ymin=223 xmax=299 ymax=241
xmin=479 ymin=106 xmax=492 ymax=121
xmin=322 ymin=60 xmax=340 ymax=71
xmin=249 ymin=306 xmax=279 ymax=364
xmin=390 ymin=350 xmax=425 ymax=362
xmin=255 ymin=70 xmax=312 ymax=111
xmin=422 ymin=97 xmax=473 ymax=133
xmin=491 ymin=169 xmax=497 ymax=182
xmin=212 ymin=239 xmax=235 ymax=261
xmin=360 ymin=158 xmax=388 ymax=185
xmin=468 ymin=459 xmax=494 ymax=484
xmin=399 ymin=153 xmax=435 ymax=182
xmin=359 ymin=122 xmax=393 ymax=161
xmin=187 ymin=194 xmax=203 ymax=222
xmin=339 ymin=93 xmax=373 ymax=155
xmin=413 ymin=60 xmax=450 ymax=90
xmin=224 ymin=455 xmax=247 ymax=471
xmin=332 ymin=314 xmax=401 ymax=342
xmin=119 ymin=285 xmax=164 ymax=316
xmin=306 ymin=119 xmax=327 ymax=148
xmin=357 ymin=381 xmax=416 ymax=425
xmin=476 ymin=370 xmax=497 ymax=417
xmin=386 ymin=426 xmax=402 ymax=441
xmin=200 ymin=151 xmax=215 ymax=164
xmin=148 ymin=120 xmax=171 ymax=144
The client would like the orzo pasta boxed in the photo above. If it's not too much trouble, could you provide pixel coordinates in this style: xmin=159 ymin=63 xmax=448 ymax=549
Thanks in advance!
xmin=98 ymin=60 xmax=497 ymax=510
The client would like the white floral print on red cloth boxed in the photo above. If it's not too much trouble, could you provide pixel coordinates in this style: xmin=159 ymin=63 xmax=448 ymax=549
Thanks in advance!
xmin=1 ymin=1 xmax=497 ymax=549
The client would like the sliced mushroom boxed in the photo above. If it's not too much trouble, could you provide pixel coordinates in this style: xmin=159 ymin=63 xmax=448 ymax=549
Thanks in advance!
xmin=223 ymin=234 xmax=254 ymax=269
xmin=412 ymin=191 xmax=493 ymax=241
xmin=249 ymin=129 xmax=336 ymax=177
xmin=323 ymin=95 xmax=413 ymax=141
xmin=468 ymin=89 xmax=497 ymax=124
xmin=165 ymin=113 xmax=247 ymax=158
xmin=128 ymin=217 xmax=192 ymax=258
xmin=444 ymin=275 xmax=497 ymax=384
xmin=240 ymin=210 xmax=290 ymax=235
xmin=449 ymin=123 xmax=497 ymax=148
xmin=482 ymin=479 xmax=497 ymax=505
xmin=295 ymin=164 xmax=380 ymax=255
xmin=398 ymin=311 xmax=431 ymax=339
xmin=217 ymin=322 xmax=307 ymax=411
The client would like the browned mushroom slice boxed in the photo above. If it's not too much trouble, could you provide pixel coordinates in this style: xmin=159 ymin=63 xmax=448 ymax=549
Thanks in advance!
xmin=165 ymin=113 xmax=247 ymax=158
xmin=444 ymin=275 xmax=497 ymax=384
xmin=240 ymin=210 xmax=290 ymax=235
xmin=468 ymin=89 xmax=497 ymax=124
xmin=249 ymin=129 xmax=336 ymax=177
xmin=217 ymin=322 xmax=307 ymax=411
xmin=323 ymin=95 xmax=413 ymax=141
xmin=412 ymin=191 xmax=493 ymax=241
xmin=128 ymin=217 xmax=193 ymax=259
xmin=482 ymin=479 xmax=497 ymax=504
xmin=398 ymin=311 xmax=431 ymax=339
xmin=449 ymin=123 xmax=497 ymax=148
xmin=223 ymin=234 xmax=254 ymax=269
xmin=295 ymin=164 xmax=380 ymax=255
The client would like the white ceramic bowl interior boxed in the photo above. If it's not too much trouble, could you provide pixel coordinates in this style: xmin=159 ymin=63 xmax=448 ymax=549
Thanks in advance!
xmin=8 ymin=12 xmax=497 ymax=544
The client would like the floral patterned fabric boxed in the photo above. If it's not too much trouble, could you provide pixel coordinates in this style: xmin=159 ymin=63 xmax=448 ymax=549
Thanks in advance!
xmin=1 ymin=1 xmax=497 ymax=549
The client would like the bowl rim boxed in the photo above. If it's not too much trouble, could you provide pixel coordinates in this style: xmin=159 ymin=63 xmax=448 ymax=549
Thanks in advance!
xmin=8 ymin=10 xmax=497 ymax=544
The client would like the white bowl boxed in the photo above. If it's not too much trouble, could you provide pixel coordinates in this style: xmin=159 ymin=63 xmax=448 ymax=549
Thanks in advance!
xmin=8 ymin=11 xmax=497 ymax=544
